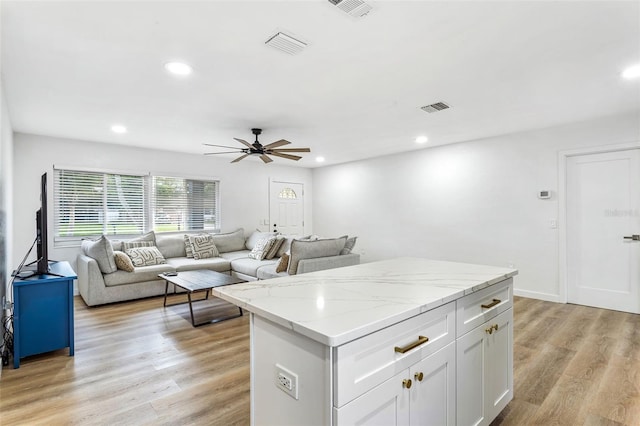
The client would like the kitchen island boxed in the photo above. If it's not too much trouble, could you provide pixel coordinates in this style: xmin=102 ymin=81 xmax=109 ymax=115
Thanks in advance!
xmin=214 ymin=257 xmax=518 ymax=426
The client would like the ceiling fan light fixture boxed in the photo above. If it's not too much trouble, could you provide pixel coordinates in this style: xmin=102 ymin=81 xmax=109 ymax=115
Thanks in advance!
xmin=265 ymin=32 xmax=308 ymax=55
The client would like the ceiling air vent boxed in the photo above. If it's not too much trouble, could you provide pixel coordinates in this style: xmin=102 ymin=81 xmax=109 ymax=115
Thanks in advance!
xmin=421 ymin=102 xmax=451 ymax=114
xmin=328 ymin=0 xmax=373 ymax=18
xmin=265 ymin=32 xmax=308 ymax=55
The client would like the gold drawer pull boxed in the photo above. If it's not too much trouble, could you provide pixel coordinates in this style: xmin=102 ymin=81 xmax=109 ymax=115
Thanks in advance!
xmin=402 ymin=379 xmax=412 ymax=389
xmin=414 ymin=372 xmax=424 ymax=382
xmin=481 ymin=298 xmax=501 ymax=309
xmin=395 ymin=336 xmax=429 ymax=354
xmin=485 ymin=324 xmax=499 ymax=334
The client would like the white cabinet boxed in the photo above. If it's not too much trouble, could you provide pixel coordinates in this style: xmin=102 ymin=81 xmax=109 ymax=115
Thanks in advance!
xmin=335 ymin=342 xmax=456 ymax=426
xmin=456 ymin=307 xmax=513 ymax=426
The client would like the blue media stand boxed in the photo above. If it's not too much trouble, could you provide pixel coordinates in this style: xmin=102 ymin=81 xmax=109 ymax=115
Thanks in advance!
xmin=12 ymin=261 xmax=77 ymax=368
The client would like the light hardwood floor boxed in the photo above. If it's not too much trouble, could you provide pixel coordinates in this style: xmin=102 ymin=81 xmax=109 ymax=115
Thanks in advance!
xmin=2 ymin=295 xmax=640 ymax=425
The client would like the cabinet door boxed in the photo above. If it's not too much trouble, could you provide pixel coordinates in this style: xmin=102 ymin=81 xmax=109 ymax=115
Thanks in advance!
xmin=456 ymin=308 xmax=513 ymax=426
xmin=456 ymin=322 xmax=488 ymax=426
xmin=485 ymin=308 xmax=513 ymax=421
xmin=334 ymin=369 xmax=410 ymax=426
xmin=409 ymin=342 xmax=456 ymax=426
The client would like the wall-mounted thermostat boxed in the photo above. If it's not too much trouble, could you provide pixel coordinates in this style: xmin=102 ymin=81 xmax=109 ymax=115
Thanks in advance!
xmin=538 ymin=190 xmax=551 ymax=199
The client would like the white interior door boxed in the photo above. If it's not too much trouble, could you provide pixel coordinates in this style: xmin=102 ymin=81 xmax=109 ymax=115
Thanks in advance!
xmin=269 ymin=181 xmax=304 ymax=235
xmin=566 ymin=149 xmax=640 ymax=313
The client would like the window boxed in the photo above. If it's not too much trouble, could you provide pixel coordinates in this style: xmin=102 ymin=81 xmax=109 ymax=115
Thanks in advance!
xmin=278 ymin=187 xmax=297 ymax=199
xmin=54 ymin=169 xmax=147 ymax=243
xmin=53 ymin=168 xmax=220 ymax=245
xmin=152 ymin=176 xmax=219 ymax=233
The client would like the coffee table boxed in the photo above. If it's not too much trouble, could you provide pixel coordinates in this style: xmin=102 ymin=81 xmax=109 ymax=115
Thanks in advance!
xmin=160 ymin=270 xmax=246 ymax=327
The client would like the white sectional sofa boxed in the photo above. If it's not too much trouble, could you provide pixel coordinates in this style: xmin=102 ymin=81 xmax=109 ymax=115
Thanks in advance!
xmin=77 ymin=229 xmax=359 ymax=307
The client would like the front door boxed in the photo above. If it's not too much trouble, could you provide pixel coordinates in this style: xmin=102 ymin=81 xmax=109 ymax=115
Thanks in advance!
xmin=269 ymin=181 xmax=304 ymax=235
xmin=566 ymin=149 xmax=640 ymax=313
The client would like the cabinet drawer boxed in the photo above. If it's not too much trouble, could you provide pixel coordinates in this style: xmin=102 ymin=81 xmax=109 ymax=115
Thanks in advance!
xmin=456 ymin=278 xmax=513 ymax=337
xmin=333 ymin=301 xmax=455 ymax=408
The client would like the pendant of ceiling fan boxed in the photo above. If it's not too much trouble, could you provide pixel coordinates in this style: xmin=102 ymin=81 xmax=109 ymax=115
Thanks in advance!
xmin=204 ymin=128 xmax=311 ymax=163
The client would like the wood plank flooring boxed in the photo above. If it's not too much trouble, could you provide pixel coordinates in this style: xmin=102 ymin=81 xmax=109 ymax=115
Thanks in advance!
xmin=2 ymin=295 xmax=640 ymax=425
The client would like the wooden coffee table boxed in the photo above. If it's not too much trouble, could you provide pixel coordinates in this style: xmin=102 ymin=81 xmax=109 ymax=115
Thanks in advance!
xmin=160 ymin=270 xmax=246 ymax=327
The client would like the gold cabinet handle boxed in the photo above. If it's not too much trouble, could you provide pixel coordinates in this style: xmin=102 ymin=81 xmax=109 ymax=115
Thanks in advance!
xmin=414 ymin=372 xmax=424 ymax=382
xmin=481 ymin=298 xmax=501 ymax=309
xmin=402 ymin=379 xmax=413 ymax=389
xmin=394 ymin=336 xmax=429 ymax=354
xmin=485 ymin=324 xmax=499 ymax=334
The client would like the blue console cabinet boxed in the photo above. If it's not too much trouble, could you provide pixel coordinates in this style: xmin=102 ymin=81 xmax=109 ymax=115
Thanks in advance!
xmin=13 ymin=261 xmax=77 ymax=368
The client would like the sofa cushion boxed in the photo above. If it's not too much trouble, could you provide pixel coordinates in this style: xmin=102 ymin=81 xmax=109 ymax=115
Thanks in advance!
xmin=114 ymin=250 xmax=134 ymax=272
xmin=103 ymin=263 xmax=174 ymax=287
xmin=82 ymin=235 xmax=117 ymax=274
xmin=212 ymin=228 xmax=245 ymax=253
xmin=165 ymin=257 xmax=231 ymax=273
xmin=155 ymin=233 xmax=188 ymax=259
xmin=231 ymin=257 xmax=278 ymax=277
xmin=288 ymin=237 xmax=347 ymax=275
xmin=257 ymin=263 xmax=289 ymax=280
xmin=112 ymin=231 xmax=156 ymax=252
xmin=245 ymin=230 xmax=276 ymax=250
xmin=248 ymin=235 xmax=276 ymax=260
xmin=187 ymin=234 xmax=220 ymax=259
xmin=219 ymin=250 xmax=252 ymax=261
xmin=126 ymin=246 xmax=167 ymax=267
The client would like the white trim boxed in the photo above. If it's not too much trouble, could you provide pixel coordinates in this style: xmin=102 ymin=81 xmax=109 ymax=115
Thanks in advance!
xmin=558 ymin=141 xmax=640 ymax=304
xmin=269 ymin=178 xmax=305 ymax=234
xmin=53 ymin=164 xmax=149 ymax=177
xmin=514 ymin=288 xmax=561 ymax=303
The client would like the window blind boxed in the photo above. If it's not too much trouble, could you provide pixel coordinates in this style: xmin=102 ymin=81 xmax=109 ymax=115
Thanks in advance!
xmin=151 ymin=176 xmax=219 ymax=233
xmin=54 ymin=169 xmax=147 ymax=242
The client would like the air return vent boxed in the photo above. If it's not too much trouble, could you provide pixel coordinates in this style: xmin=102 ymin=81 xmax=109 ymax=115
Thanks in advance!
xmin=421 ymin=102 xmax=451 ymax=114
xmin=328 ymin=0 xmax=373 ymax=18
xmin=265 ymin=32 xmax=308 ymax=55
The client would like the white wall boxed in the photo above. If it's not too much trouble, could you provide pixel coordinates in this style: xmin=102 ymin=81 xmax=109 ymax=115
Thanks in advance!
xmin=312 ymin=112 xmax=640 ymax=301
xmin=12 ymin=133 xmax=312 ymax=286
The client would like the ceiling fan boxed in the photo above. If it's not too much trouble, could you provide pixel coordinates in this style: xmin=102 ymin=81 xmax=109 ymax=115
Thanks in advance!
xmin=204 ymin=128 xmax=311 ymax=163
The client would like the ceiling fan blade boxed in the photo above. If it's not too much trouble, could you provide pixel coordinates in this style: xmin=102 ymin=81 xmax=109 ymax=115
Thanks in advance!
xmin=268 ymin=152 xmax=302 ymax=161
xmin=204 ymin=150 xmax=245 ymax=155
xmin=263 ymin=139 xmax=291 ymax=149
xmin=234 ymin=138 xmax=254 ymax=148
xmin=231 ymin=154 xmax=250 ymax=163
xmin=204 ymin=143 xmax=244 ymax=150
xmin=270 ymin=147 xmax=311 ymax=153
xmin=260 ymin=154 xmax=273 ymax=164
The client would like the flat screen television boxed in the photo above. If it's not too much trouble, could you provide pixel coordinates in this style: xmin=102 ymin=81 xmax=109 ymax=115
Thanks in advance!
xmin=35 ymin=172 xmax=49 ymax=275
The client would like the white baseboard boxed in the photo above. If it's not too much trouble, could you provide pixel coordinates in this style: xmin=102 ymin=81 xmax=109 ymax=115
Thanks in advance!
xmin=514 ymin=288 xmax=562 ymax=303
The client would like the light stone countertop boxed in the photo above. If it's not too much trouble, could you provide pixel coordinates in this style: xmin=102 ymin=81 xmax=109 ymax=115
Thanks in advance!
xmin=213 ymin=257 xmax=518 ymax=346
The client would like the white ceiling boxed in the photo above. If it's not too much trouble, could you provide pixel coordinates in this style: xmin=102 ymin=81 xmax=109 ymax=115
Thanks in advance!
xmin=2 ymin=0 xmax=639 ymax=167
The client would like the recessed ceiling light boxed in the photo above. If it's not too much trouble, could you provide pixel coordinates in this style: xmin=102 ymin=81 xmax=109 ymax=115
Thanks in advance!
xmin=622 ymin=63 xmax=640 ymax=80
xmin=316 ymin=156 xmax=325 ymax=163
xmin=164 ymin=61 xmax=193 ymax=76
xmin=111 ymin=124 xmax=127 ymax=134
xmin=415 ymin=136 xmax=428 ymax=144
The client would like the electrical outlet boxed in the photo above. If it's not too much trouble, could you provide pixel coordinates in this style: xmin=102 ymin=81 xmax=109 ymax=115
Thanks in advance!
xmin=275 ymin=364 xmax=298 ymax=399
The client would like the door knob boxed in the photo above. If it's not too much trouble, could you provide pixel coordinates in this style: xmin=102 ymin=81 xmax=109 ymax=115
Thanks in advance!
xmin=402 ymin=379 xmax=412 ymax=389
xmin=623 ymin=234 xmax=640 ymax=241
xmin=414 ymin=372 xmax=424 ymax=382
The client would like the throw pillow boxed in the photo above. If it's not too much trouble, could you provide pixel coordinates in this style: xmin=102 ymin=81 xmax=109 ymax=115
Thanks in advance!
xmin=248 ymin=235 xmax=277 ymax=260
xmin=184 ymin=234 xmax=206 ymax=258
xmin=113 ymin=231 xmax=156 ymax=252
xmin=211 ymin=228 xmax=245 ymax=253
xmin=122 ymin=240 xmax=154 ymax=250
xmin=276 ymin=253 xmax=290 ymax=273
xmin=113 ymin=250 xmax=134 ymax=272
xmin=188 ymin=234 xmax=220 ymax=260
xmin=245 ymin=230 xmax=276 ymax=250
xmin=125 ymin=246 xmax=167 ymax=267
xmin=288 ymin=236 xmax=347 ymax=275
xmin=81 ymin=235 xmax=117 ymax=274
xmin=276 ymin=235 xmax=295 ymax=258
xmin=341 ymin=236 xmax=358 ymax=255
xmin=265 ymin=235 xmax=286 ymax=260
